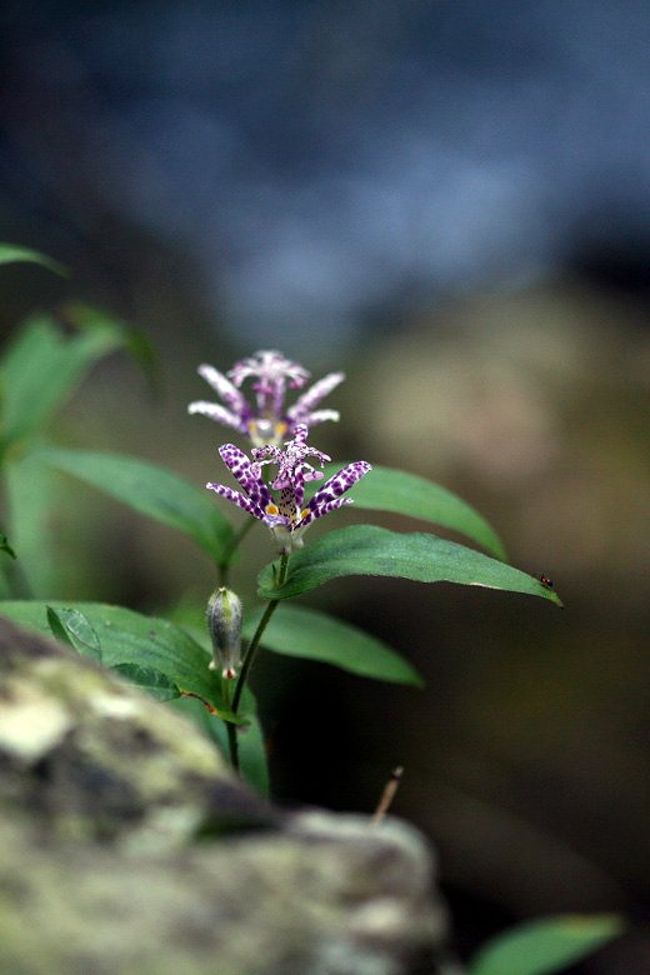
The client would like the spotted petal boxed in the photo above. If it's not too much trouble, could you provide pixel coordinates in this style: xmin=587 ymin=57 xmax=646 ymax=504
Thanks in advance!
xmin=289 ymin=463 xmax=307 ymax=511
xmin=299 ymin=496 xmax=353 ymax=528
xmin=301 ymin=461 xmax=372 ymax=526
xmin=197 ymin=364 xmax=250 ymax=417
xmin=287 ymin=372 xmax=344 ymax=422
xmin=229 ymin=350 xmax=310 ymax=391
xmin=188 ymin=400 xmax=247 ymax=433
xmin=206 ymin=482 xmax=260 ymax=518
xmin=218 ymin=443 xmax=274 ymax=513
xmin=300 ymin=408 xmax=340 ymax=427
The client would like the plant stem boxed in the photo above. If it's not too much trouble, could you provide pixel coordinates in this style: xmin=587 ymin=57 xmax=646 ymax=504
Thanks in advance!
xmin=222 ymin=679 xmax=239 ymax=775
xmin=227 ymin=551 xmax=289 ymax=772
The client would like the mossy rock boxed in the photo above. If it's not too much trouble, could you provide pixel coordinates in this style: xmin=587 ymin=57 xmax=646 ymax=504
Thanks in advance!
xmin=0 ymin=619 xmax=453 ymax=975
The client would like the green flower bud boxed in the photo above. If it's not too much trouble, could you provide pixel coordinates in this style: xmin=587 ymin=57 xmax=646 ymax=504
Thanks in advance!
xmin=206 ymin=587 xmax=243 ymax=680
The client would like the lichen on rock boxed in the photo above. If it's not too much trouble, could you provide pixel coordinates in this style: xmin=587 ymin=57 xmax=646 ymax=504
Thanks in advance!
xmin=0 ymin=618 xmax=455 ymax=975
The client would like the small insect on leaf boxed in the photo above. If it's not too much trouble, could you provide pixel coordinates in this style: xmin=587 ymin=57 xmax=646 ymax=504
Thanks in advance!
xmin=539 ymin=574 xmax=554 ymax=590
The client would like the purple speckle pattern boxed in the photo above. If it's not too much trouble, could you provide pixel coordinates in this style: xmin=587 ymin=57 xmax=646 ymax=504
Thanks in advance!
xmin=218 ymin=443 xmax=274 ymax=513
xmin=207 ymin=429 xmax=372 ymax=552
xmin=254 ymin=424 xmax=330 ymax=493
xmin=228 ymin=349 xmax=309 ymax=417
xmin=198 ymin=364 xmax=249 ymax=416
xmin=206 ymin=483 xmax=258 ymax=518
xmin=301 ymin=461 xmax=372 ymax=527
xmin=228 ymin=349 xmax=309 ymax=391
xmin=188 ymin=351 xmax=345 ymax=447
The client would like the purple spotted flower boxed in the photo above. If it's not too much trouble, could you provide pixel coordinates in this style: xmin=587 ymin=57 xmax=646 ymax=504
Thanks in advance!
xmin=207 ymin=425 xmax=371 ymax=553
xmin=188 ymin=350 xmax=344 ymax=448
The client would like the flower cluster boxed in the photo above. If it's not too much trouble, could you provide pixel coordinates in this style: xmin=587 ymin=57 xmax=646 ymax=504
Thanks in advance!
xmin=207 ymin=424 xmax=371 ymax=554
xmin=189 ymin=349 xmax=344 ymax=448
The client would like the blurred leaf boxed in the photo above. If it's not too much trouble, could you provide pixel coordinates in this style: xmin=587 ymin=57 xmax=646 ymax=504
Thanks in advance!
xmin=164 ymin=602 xmax=213 ymax=658
xmin=0 ymin=531 xmax=16 ymax=559
xmin=469 ymin=914 xmax=624 ymax=975
xmin=0 ymin=600 xmax=227 ymax=712
xmin=324 ymin=463 xmax=506 ymax=560
xmin=34 ymin=447 xmax=235 ymax=563
xmin=0 ymin=315 xmax=127 ymax=446
xmin=64 ymin=302 xmax=160 ymax=392
xmin=258 ymin=525 xmax=563 ymax=605
xmin=0 ymin=243 xmax=66 ymax=276
xmin=243 ymin=603 xmax=423 ymax=686
xmin=111 ymin=663 xmax=180 ymax=702
xmin=237 ymin=711 xmax=270 ymax=796
xmin=46 ymin=605 xmax=102 ymax=661
xmin=4 ymin=452 xmax=62 ymax=596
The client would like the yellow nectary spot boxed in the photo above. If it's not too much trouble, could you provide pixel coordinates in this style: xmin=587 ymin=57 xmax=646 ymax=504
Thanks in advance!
xmin=275 ymin=421 xmax=288 ymax=436
xmin=300 ymin=508 xmax=310 ymax=520
xmin=265 ymin=503 xmax=279 ymax=516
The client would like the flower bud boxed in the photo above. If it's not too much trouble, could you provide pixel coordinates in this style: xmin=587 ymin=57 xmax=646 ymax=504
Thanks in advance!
xmin=206 ymin=587 xmax=242 ymax=680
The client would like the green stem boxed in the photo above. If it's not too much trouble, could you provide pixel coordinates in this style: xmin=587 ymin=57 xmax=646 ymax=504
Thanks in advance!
xmin=228 ymin=552 xmax=289 ymax=773
xmin=222 ymin=678 xmax=239 ymax=775
xmin=218 ymin=517 xmax=256 ymax=586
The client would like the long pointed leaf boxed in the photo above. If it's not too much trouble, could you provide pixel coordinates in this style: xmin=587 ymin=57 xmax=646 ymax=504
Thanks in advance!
xmin=243 ymin=603 xmax=423 ymax=686
xmin=0 ymin=316 xmax=126 ymax=445
xmin=258 ymin=525 xmax=563 ymax=605
xmin=469 ymin=914 xmax=624 ymax=975
xmin=324 ymin=463 xmax=506 ymax=560
xmin=4 ymin=452 xmax=68 ymax=596
xmin=64 ymin=302 xmax=160 ymax=392
xmin=33 ymin=447 xmax=235 ymax=563
xmin=0 ymin=243 xmax=66 ymax=275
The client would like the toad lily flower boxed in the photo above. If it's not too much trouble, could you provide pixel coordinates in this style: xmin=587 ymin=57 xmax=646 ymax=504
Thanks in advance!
xmin=188 ymin=350 xmax=344 ymax=448
xmin=207 ymin=425 xmax=372 ymax=554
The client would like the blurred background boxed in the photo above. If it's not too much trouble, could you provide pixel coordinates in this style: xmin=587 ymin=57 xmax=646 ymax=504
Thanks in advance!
xmin=1 ymin=1 xmax=649 ymax=969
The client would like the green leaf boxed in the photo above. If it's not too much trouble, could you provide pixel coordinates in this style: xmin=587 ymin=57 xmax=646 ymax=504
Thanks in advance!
xmin=45 ymin=606 xmax=77 ymax=649
xmin=4 ymin=452 xmax=65 ymax=596
xmin=0 ymin=600 xmax=226 ymax=713
xmin=4 ymin=451 xmax=105 ymax=597
xmin=243 ymin=603 xmax=423 ymax=686
xmin=111 ymin=663 xmax=180 ymax=702
xmin=325 ymin=463 xmax=506 ymax=560
xmin=229 ymin=706 xmax=270 ymax=797
xmin=0 ymin=243 xmax=67 ymax=276
xmin=469 ymin=914 xmax=624 ymax=975
xmin=0 ymin=315 xmax=127 ymax=445
xmin=64 ymin=302 xmax=160 ymax=392
xmin=46 ymin=606 xmax=102 ymax=661
xmin=0 ymin=531 xmax=16 ymax=560
xmin=258 ymin=525 xmax=563 ymax=606
xmin=34 ymin=447 xmax=235 ymax=563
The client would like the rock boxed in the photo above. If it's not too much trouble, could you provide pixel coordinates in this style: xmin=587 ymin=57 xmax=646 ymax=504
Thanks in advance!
xmin=0 ymin=619 xmax=456 ymax=975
